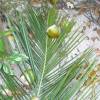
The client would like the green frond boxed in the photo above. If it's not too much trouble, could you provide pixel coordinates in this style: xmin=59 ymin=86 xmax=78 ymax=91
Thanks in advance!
xmin=0 ymin=4 xmax=97 ymax=100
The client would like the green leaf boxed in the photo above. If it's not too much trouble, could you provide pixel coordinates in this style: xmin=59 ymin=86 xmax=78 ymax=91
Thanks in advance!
xmin=47 ymin=8 xmax=57 ymax=26
xmin=0 ymin=39 xmax=7 ymax=57
xmin=6 ymin=4 xmax=96 ymax=100
xmin=8 ymin=51 xmax=28 ymax=62
xmin=21 ymin=69 xmax=34 ymax=84
xmin=5 ymin=96 xmax=13 ymax=100
xmin=3 ymin=63 xmax=13 ymax=75
xmin=0 ymin=30 xmax=14 ymax=37
xmin=0 ymin=63 xmax=2 ymax=69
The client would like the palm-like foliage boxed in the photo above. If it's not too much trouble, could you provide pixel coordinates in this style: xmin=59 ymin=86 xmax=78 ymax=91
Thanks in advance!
xmin=0 ymin=3 xmax=96 ymax=100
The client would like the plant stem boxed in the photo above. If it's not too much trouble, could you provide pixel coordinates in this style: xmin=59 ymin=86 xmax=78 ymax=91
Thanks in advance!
xmin=37 ymin=37 xmax=48 ymax=96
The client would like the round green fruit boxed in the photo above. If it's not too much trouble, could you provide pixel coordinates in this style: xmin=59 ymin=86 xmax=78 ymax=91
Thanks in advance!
xmin=47 ymin=24 xmax=60 ymax=38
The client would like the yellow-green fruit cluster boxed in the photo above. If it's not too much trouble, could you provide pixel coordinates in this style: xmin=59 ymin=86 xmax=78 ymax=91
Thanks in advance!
xmin=47 ymin=24 xmax=60 ymax=38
